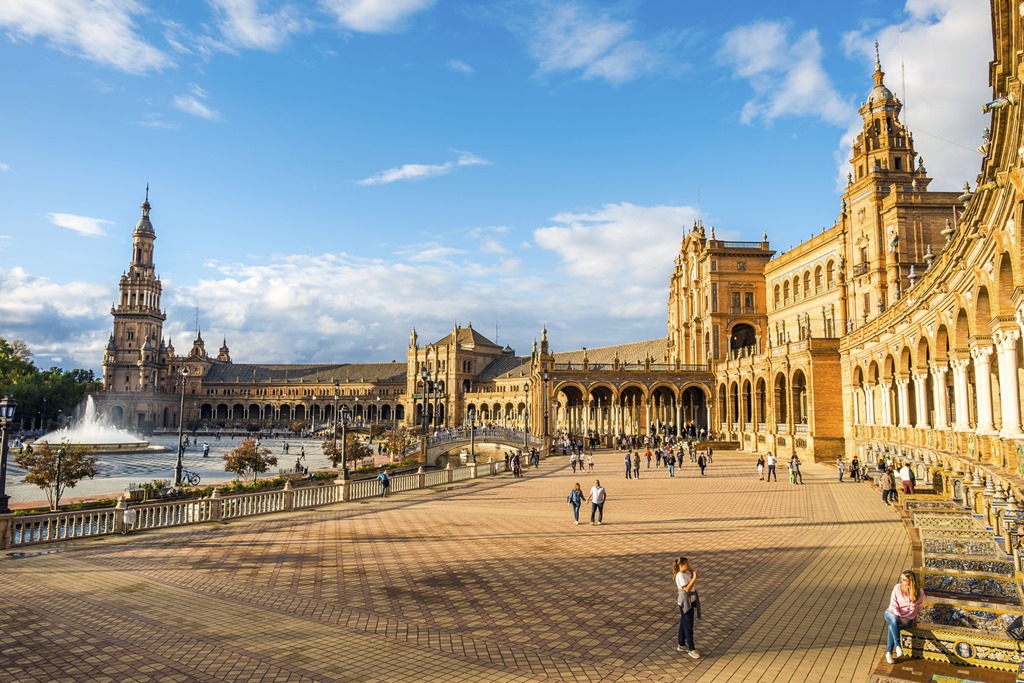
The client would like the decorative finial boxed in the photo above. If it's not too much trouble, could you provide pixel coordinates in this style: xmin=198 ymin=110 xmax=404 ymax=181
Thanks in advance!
xmin=874 ymin=40 xmax=880 ymax=71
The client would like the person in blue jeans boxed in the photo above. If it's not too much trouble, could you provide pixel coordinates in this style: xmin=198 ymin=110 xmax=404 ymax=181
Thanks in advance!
xmin=377 ymin=470 xmax=390 ymax=497
xmin=587 ymin=480 xmax=606 ymax=525
xmin=566 ymin=483 xmax=584 ymax=525
xmin=624 ymin=452 xmax=632 ymax=479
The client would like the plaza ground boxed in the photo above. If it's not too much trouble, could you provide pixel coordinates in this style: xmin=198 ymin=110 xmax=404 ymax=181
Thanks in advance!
xmin=1 ymin=449 xmax=918 ymax=682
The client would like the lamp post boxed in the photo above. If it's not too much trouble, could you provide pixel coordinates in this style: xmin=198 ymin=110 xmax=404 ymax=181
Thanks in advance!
xmin=173 ymin=367 xmax=189 ymax=487
xmin=332 ymin=380 xmax=340 ymax=467
xmin=0 ymin=396 xmax=17 ymax=514
xmin=469 ymin=408 xmax=476 ymax=463
xmin=54 ymin=445 xmax=65 ymax=510
xmin=340 ymin=405 xmax=350 ymax=478
xmin=354 ymin=396 xmax=360 ymax=427
xmin=542 ymin=370 xmax=551 ymax=455
xmin=420 ymin=368 xmax=431 ymax=462
xmin=523 ymin=382 xmax=530 ymax=451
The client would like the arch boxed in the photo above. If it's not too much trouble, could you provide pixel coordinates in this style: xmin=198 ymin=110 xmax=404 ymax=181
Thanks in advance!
xmin=814 ymin=265 xmax=823 ymax=290
xmin=217 ymin=404 xmax=229 ymax=420
xmin=792 ymin=275 xmax=800 ymax=299
xmin=791 ymin=369 xmax=808 ymax=424
xmin=249 ymin=403 xmax=262 ymax=420
xmin=279 ymin=404 xmax=292 ymax=421
xmin=773 ymin=372 xmax=788 ymax=425
xmin=110 ymin=405 xmax=125 ymax=427
xmin=783 ymin=281 xmax=791 ymax=302
xmin=232 ymin=403 xmax=245 ymax=421
xmin=826 ymin=260 xmax=835 ymax=286
xmin=200 ymin=403 xmax=214 ymax=420
xmin=754 ymin=377 xmax=767 ymax=427
xmin=935 ymin=325 xmax=951 ymax=361
xmin=774 ymin=284 xmax=781 ymax=308
xmin=728 ymin=322 xmax=758 ymax=356
xmin=975 ymin=285 xmax=993 ymax=334
xmin=803 ymin=270 xmax=811 ymax=296
xmin=953 ymin=308 xmax=971 ymax=351
xmin=995 ymin=252 xmax=1015 ymax=315
xmin=716 ymin=383 xmax=727 ymax=431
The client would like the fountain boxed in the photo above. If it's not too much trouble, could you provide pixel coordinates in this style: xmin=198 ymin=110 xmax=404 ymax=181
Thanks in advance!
xmin=34 ymin=396 xmax=160 ymax=453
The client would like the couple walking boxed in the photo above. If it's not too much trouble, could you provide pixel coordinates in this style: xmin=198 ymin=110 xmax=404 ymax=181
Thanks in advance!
xmin=566 ymin=480 xmax=606 ymax=525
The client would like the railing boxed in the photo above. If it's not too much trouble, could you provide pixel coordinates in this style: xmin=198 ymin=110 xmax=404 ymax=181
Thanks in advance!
xmin=730 ymin=306 xmax=758 ymax=315
xmin=3 ymin=461 xmax=509 ymax=549
xmin=550 ymin=363 xmax=709 ymax=373
xmin=717 ymin=240 xmax=766 ymax=249
xmin=794 ymin=424 xmax=809 ymax=434
xmin=853 ymin=262 xmax=870 ymax=276
xmin=776 ymin=423 xmax=788 ymax=434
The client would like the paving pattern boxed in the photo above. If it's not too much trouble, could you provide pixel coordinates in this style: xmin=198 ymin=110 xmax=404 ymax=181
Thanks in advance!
xmin=0 ymin=450 xmax=913 ymax=682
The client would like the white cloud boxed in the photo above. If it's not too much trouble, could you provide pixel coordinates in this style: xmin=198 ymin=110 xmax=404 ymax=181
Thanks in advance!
xmin=0 ymin=162 xmax=9 ymax=171
xmin=357 ymin=151 xmax=489 ymax=186
xmin=319 ymin=0 xmax=436 ymax=33
xmin=172 ymin=83 xmax=222 ymax=120
xmin=0 ymin=0 xmax=171 ymax=73
xmin=533 ymin=202 xmax=698 ymax=318
xmin=521 ymin=3 xmax=669 ymax=84
xmin=47 ymin=212 xmax=113 ymax=237
xmin=842 ymin=0 xmax=990 ymax=191
xmin=719 ymin=22 xmax=850 ymax=126
xmin=210 ymin=0 xmax=311 ymax=50
xmin=447 ymin=58 xmax=474 ymax=75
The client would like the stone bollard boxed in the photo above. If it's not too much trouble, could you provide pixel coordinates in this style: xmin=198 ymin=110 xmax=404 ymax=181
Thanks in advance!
xmin=341 ymin=478 xmax=351 ymax=503
xmin=113 ymin=497 xmax=126 ymax=535
xmin=469 ymin=462 xmax=478 ymax=479
xmin=283 ymin=480 xmax=294 ymax=511
xmin=0 ymin=513 xmax=12 ymax=550
xmin=446 ymin=461 xmax=454 ymax=483
xmin=209 ymin=489 xmax=223 ymax=523
xmin=418 ymin=466 xmax=426 ymax=490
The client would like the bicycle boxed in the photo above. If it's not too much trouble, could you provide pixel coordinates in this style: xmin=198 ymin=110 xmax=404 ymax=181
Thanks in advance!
xmin=182 ymin=469 xmax=202 ymax=486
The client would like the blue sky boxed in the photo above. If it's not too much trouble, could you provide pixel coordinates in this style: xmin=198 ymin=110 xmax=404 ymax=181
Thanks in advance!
xmin=0 ymin=0 xmax=992 ymax=374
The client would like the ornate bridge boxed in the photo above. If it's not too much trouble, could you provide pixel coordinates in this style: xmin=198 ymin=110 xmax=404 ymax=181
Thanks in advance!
xmin=409 ymin=427 xmax=544 ymax=466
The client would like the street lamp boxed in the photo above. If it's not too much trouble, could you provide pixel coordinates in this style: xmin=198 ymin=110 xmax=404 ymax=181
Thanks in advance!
xmin=332 ymin=380 xmax=340 ymax=464
xmin=523 ymin=382 xmax=530 ymax=451
xmin=469 ymin=408 xmax=476 ymax=463
xmin=173 ymin=367 xmax=189 ymax=487
xmin=420 ymin=369 xmax=432 ymax=435
xmin=340 ymin=405 xmax=350 ymax=479
xmin=542 ymin=370 xmax=551 ymax=455
xmin=0 ymin=396 xmax=17 ymax=514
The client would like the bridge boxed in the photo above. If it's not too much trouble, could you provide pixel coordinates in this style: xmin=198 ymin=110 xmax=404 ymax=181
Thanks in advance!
xmin=409 ymin=427 xmax=544 ymax=465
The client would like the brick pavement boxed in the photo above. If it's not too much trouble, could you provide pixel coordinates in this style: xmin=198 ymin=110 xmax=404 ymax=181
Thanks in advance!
xmin=0 ymin=450 xmax=913 ymax=682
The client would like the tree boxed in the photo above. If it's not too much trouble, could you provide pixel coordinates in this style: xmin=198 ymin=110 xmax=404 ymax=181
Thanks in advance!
xmin=289 ymin=420 xmax=306 ymax=435
xmin=13 ymin=442 xmax=98 ymax=510
xmin=321 ymin=432 xmax=373 ymax=469
xmin=381 ymin=426 xmax=415 ymax=462
xmin=223 ymin=438 xmax=278 ymax=483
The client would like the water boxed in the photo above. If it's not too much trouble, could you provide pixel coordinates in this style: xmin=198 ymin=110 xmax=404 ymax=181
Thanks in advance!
xmin=35 ymin=396 xmax=147 ymax=446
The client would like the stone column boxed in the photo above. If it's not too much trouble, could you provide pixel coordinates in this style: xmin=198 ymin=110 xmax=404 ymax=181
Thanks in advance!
xmin=583 ymin=399 xmax=591 ymax=437
xmin=995 ymin=329 xmax=1023 ymax=437
xmin=912 ymin=372 xmax=929 ymax=428
xmin=879 ymin=382 xmax=892 ymax=426
xmin=950 ymin=358 xmax=972 ymax=431
xmin=971 ymin=344 xmax=996 ymax=434
xmin=645 ymin=398 xmax=652 ymax=435
xmin=896 ymin=378 xmax=911 ymax=428
xmin=930 ymin=364 xmax=949 ymax=430
xmin=676 ymin=399 xmax=683 ymax=435
xmin=865 ymin=383 xmax=876 ymax=425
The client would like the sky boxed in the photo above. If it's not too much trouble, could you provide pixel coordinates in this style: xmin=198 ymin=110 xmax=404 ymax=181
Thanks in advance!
xmin=0 ymin=0 xmax=993 ymax=375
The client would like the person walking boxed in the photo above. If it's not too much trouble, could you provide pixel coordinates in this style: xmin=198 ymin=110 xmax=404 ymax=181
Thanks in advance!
xmin=837 ymin=458 xmax=845 ymax=482
xmin=586 ymin=451 xmax=594 ymax=472
xmin=674 ymin=556 xmax=701 ymax=659
xmin=624 ymin=452 xmax=632 ymax=479
xmin=587 ymin=480 xmax=606 ymax=525
xmin=570 ymin=451 xmax=578 ymax=473
xmin=881 ymin=467 xmax=896 ymax=505
xmin=377 ymin=470 xmax=390 ymax=497
xmin=567 ymin=483 xmax=585 ymax=525
xmin=697 ymin=452 xmax=707 ymax=476
xmin=756 ymin=455 xmax=765 ymax=480
xmin=883 ymin=570 xmax=924 ymax=664
xmin=899 ymin=462 xmax=915 ymax=495
xmin=789 ymin=455 xmax=803 ymax=484
xmin=633 ymin=452 xmax=641 ymax=479
xmin=645 ymin=449 xmax=653 ymax=468
xmin=766 ymin=452 xmax=777 ymax=482
xmin=667 ymin=453 xmax=676 ymax=477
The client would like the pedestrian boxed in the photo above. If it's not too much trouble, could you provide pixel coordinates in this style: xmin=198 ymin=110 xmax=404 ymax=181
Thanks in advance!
xmin=646 ymin=449 xmax=652 ymax=468
xmin=883 ymin=570 xmax=924 ymax=664
xmin=668 ymin=454 xmax=676 ymax=477
xmin=707 ymin=447 xmax=713 ymax=464
xmin=899 ymin=462 xmax=915 ymax=495
xmin=625 ymin=452 xmax=632 ymax=479
xmin=570 ymin=451 xmax=578 ymax=473
xmin=837 ymin=458 xmax=845 ymax=482
xmin=656 ymin=450 xmax=662 ymax=467
xmin=633 ymin=452 xmax=641 ymax=479
xmin=881 ymin=467 xmax=896 ymax=505
xmin=673 ymin=556 xmax=701 ymax=659
xmin=766 ymin=452 xmax=777 ymax=482
xmin=377 ymin=469 xmax=390 ymax=497
xmin=586 ymin=452 xmax=594 ymax=472
xmin=756 ymin=455 xmax=765 ymax=480
xmin=697 ymin=452 xmax=707 ymax=476
xmin=567 ymin=482 xmax=585 ymax=525
xmin=789 ymin=455 xmax=803 ymax=484
xmin=586 ymin=480 xmax=606 ymax=525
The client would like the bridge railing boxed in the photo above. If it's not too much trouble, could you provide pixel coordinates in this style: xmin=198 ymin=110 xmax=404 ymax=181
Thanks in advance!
xmin=1 ymin=460 xmax=511 ymax=550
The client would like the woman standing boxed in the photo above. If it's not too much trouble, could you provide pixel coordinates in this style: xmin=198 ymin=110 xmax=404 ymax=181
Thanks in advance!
xmin=756 ymin=455 xmax=765 ymax=480
xmin=674 ymin=556 xmax=701 ymax=658
xmin=883 ymin=570 xmax=924 ymax=663
xmin=566 ymin=483 xmax=585 ymax=525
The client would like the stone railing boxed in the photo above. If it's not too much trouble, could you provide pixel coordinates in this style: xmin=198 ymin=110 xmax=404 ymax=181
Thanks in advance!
xmin=1 ymin=460 xmax=508 ymax=550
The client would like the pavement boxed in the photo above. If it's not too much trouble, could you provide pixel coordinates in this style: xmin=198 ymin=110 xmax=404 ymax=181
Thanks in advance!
xmin=0 ymin=449 xmax=932 ymax=682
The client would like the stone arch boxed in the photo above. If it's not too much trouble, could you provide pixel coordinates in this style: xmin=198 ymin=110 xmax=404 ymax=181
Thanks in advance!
xmin=728 ymin=322 xmax=759 ymax=356
xmin=774 ymin=284 xmax=781 ymax=308
xmin=741 ymin=377 xmax=753 ymax=426
xmin=679 ymin=383 xmax=709 ymax=432
xmin=826 ymin=259 xmax=835 ymax=286
xmin=975 ymin=285 xmax=993 ymax=334
xmin=649 ymin=384 xmax=678 ymax=435
xmin=995 ymin=252 xmax=1015 ymax=316
xmin=953 ymin=308 xmax=971 ymax=351
xmin=792 ymin=274 xmax=801 ymax=298
xmin=716 ymin=382 xmax=727 ymax=431
xmin=754 ymin=376 xmax=767 ymax=426
xmin=791 ymin=368 xmax=808 ymax=424
xmin=803 ymin=270 xmax=811 ymax=296
xmin=814 ymin=265 xmax=823 ymax=290
xmin=232 ymin=403 xmax=245 ymax=421
xmin=773 ymin=371 xmax=788 ymax=425
xmin=616 ymin=384 xmax=648 ymax=436
xmin=554 ymin=383 xmax=587 ymax=437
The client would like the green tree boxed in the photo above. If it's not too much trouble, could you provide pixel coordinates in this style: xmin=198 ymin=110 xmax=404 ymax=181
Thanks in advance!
xmin=222 ymin=438 xmax=278 ymax=483
xmin=13 ymin=442 xmax=99 ymax=510
xmin=289 ymin=420 xmax=306 ymax=435
xmin=321 ymin=432 xmax=373 ymax=469
xmin=0 ymin=337 xmax=101 ymax=431
xmin=381 ymin=426 xmax=415 ymax=462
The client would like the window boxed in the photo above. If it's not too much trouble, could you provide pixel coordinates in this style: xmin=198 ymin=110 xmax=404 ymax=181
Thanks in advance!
xmin=774 ymin=286 xmax=781 ymax=307
xmin=803 ymin=272 xmax=811 ymax=294
xmin=793 ymin=277 xmax=800 ymax=298
xmin=731 ymin=292 xmax=741 ymax=309
xmin=814 ymin=267 xmax=822 ymax=289
xmin=783 ymin=282 xmax=790 ymax=302
xmin=744 ymin=292 xmax=754 ymax=309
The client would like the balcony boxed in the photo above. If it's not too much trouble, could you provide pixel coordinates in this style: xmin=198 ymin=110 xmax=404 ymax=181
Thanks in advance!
xmin=852 ymin=262 xmax=870 ymax=277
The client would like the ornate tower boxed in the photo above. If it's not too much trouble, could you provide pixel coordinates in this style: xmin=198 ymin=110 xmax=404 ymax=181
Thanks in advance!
xmin=840 ymin=44 xmax=949 ymax=322
xmin=102 ymin=188 xmax=167 ymax=393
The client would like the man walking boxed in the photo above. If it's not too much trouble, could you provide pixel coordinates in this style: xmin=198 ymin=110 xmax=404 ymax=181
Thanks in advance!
xmin=587 ymin=480 xmax=606 ymax=525
xmin=766 ymin=452 xmax=777 ymax=482
xmin=625 ymin=452 xmax=632 ymax=479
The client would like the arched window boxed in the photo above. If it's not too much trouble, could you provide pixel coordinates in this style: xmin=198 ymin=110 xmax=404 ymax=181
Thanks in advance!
xmin=783 ymin=281 xmax=790 ymax=303
xmin=793 ymin=276 xmax=800 ymax=298
xmin=803 ymin=271 xmax=811 ymax=295
xmin=826 ymin=261 xmax=835 ymax=286
xmin=814 ymin=266 xmax=822 ymax=289
xmin=774 ymin=285 xmax=781 ymax=307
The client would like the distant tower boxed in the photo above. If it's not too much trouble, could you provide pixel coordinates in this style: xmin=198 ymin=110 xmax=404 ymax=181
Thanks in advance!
xmin=103 ymin=188 xmax=167 ymax=393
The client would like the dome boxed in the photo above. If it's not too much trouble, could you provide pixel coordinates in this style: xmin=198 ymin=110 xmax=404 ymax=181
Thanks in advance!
xmin=867 ymin=83 xmax=895 ymax=105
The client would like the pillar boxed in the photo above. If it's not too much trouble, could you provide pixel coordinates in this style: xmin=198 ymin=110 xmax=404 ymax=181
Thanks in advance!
xmin=950 ymin=358 xmax=972 ymax=431
xmin=995 ymin=329 xmax=1023 ymax=437
xmin=912 ymin=372 xmax=929 ymax=429
xmin=971 ymin=344 xmax=996 ymax=435
xmin=931 ymin=364 xmax=949 ymax=430
xmin=896 ymin=378 xmax=911 ymax=428
xmin=865 ymin=383 xmax=876 ymax=425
